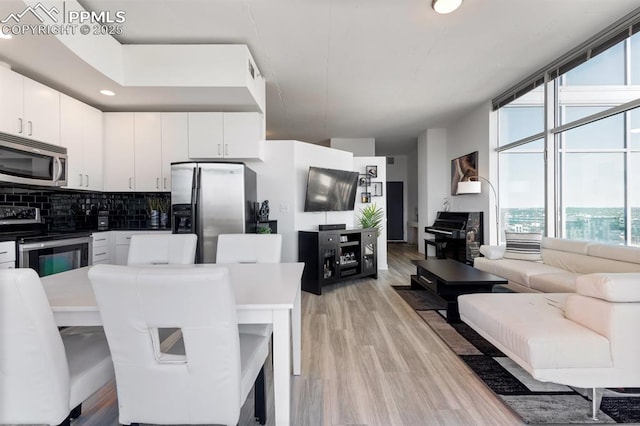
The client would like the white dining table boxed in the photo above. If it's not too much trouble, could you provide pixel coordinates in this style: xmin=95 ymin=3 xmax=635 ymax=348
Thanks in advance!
xmin=41 ymin=262 xmax=304 ymax=426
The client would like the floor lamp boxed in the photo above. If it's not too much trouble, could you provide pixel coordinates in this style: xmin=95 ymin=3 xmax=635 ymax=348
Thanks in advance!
xmin=456 ymin=177 xmax=500 ymax=244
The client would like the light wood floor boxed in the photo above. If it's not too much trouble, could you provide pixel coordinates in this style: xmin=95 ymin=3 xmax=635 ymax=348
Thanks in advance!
xmin=73 ymin=243 xmax=523 ymax=426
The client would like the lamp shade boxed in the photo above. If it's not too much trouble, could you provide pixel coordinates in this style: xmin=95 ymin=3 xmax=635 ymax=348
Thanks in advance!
xmin=432 ymin=0 xmax=463 ymax=14
xmin=456 ymin=181 xmax=481 ymax=194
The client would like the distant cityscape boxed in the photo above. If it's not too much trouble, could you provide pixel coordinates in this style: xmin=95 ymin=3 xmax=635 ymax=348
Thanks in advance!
xmin=502 ymin=208 xmax=640 ymax=246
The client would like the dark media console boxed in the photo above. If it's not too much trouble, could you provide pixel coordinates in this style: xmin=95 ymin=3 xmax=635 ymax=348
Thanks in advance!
xmin=298 ymin=228 xmax=378 ymax=295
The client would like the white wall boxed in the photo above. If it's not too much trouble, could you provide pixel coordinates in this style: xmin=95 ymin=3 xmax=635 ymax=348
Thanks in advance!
xmin=417 ymin=129 xmax=448 ymax=255
xmin=330 ymin=138 xmax=376 ymax=156
xmin=446 ymin=102 xmax=498 ymax=244
xmin=353 ymin=157 xmax=388 ymax=270
xmin=252 ymin=140 xmax=355 ymax=262
xmin=293 ymin=143 xmax=356 ymax=232
xmin=253 ymin=140 xmax=389 ymax=272
xmin=406 ymin=146 xmax=419 ymax=243
xmin=248 ymin=140 xmax=297 ymax=262
xmin=386 ymin=155 xmax=408 ymax=242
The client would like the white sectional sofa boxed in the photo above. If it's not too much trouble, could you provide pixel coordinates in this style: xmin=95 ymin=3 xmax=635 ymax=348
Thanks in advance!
xmin=474 ymin=237 xmax=640 ymax=293
xmin=459 ymin=273 xmax=640 ymax=419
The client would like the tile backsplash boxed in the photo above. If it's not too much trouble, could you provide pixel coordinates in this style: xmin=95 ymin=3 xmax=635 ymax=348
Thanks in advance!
xmin=0 ymin=185 xmax=170 ymax=231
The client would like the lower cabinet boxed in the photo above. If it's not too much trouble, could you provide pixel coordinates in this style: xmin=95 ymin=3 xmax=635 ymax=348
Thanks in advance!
xmin=0 ymin=241 xmax=16 ymax=269
xmin=91 ymin=232 xmax=111 ymax=265
xmin=298 ymin=228 xmax=377 ymax=295
xmin=113 ymin=230 xmax=171 ymax=265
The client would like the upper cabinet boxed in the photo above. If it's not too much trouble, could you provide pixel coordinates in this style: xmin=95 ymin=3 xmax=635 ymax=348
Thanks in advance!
xmin=104 ymin=113 xmax=136 ymax=192
xmin=134 ymin=113 xmax=163 ymax=192
xmin=0 ymin=66 xmax=60 ymax=145
xmin=188 ymin=112 xmax=264 ymax=160
xmin=188 ymin=112 xmax=223 ymax=158
xmin=60 ymin=94 xmax=103 ymax=190
xmin=161 ymin=113 xmax=189 ymax=191
xmin=103 ymin=112 xmax=189 ymax=192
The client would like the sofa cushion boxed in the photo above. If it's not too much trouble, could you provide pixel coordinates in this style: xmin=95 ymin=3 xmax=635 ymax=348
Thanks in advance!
xmin=529 ymin=272 xmax=579 ymax=293
xmin=541 ymin=249 xmax=596 ymax=274
xmin=503 ymin=232 xmax=543 ymax=261
xmin=543 ymin=249 xmax=640 ymax=274
xmin=587 ymin=244 xmax=640 ymax=266
xmin=474 ymin=257 xmax=562 ymax=288
xmin=479 ymin=245 xmax=505 ymax=260
xmin=576 ymin=273 xmax=640 ymax=302
xmin=459 ymin=293 xmax=612 ymax=369
xmin=541 ymin=237 xmax=590 ymax=254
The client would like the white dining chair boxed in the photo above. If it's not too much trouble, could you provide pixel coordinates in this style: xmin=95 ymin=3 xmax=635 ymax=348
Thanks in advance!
xmin=89 ymin=264 xmax=269 ymax=426
xmin=217 ymin=233 xmax=283 ymax=336
xmin=127 ymin=233 xmax=197 ymax=265
xmin=0 ymin=269 xmax=114 ymax=426
xmin=216 ymin=233 xmax=283 ymax=264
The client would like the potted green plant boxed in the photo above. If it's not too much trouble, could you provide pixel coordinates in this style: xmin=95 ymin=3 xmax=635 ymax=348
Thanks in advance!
xmin=357 ymin=203 xmax=384 ymax=236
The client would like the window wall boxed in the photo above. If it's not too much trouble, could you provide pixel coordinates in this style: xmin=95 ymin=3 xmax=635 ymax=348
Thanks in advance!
xmin=497 ymin=30 xmax=640 ymax=246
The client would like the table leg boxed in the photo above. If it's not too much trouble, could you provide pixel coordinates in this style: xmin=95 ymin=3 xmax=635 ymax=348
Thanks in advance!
xmin=292 ymin=288 xmax=301 ymax=375
xmin=273 ymin=309 xmax=291 ymax=426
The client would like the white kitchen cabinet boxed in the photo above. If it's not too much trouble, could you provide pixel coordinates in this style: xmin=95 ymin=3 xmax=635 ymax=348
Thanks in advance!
xmin=0 ymin=67 xmax=60 ymax=145
xmin=188 ymin=112 xmax=224 ymax=159
xmin=188 ymin=112 xmax=264 ymax=160
xmin=134 ymin=113 xmax=163 ymax=192
xmin=103 ymin=113 xmax=135 ymax=191
xmin=0 ymin=241 xmax=15 ymax=269
xmin=222 ymin=112 xmax=264 ymax=159
xmin=112 ymin=230 xmax=171 ymax=265
xmin=104 ymin=113 xmax=187 ymax=192
xmin=60 ymin=94 xmax=103 ymax=190
xmin=161 ymin=113 xmax=189 ymax=191
xmin=0 ymin=66 xmax=24 ymax=137
xmin=91 ymin=232 xmax=111 ymax=265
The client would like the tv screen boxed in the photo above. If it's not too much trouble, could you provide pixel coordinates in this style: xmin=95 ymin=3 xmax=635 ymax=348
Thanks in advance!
xmin=304 ymin=166 xmax=359 ymax=212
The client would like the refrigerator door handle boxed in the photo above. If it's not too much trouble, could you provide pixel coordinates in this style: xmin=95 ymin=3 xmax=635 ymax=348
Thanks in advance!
xmin=194 ymin=167 xmax=203 ymax=263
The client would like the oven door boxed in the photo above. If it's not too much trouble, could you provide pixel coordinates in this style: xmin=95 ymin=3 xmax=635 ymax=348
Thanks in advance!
xmin=18 ymin=237 xmax=92 ymax=277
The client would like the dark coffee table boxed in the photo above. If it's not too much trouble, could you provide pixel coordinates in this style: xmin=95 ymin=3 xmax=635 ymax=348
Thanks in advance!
xmin=410 ymin=258 xmax=507 ymax=322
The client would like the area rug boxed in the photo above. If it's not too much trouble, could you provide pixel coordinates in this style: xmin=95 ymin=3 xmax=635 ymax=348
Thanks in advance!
xmin=392 ymin=286 xmax=640 ymax=424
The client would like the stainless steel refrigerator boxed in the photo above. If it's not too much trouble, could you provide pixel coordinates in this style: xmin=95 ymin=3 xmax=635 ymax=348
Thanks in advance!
xmin=171 ymin=162 xmax=257 ymax=263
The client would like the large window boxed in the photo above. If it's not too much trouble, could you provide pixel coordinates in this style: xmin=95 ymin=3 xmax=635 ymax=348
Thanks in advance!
xmin=496 ymin=21 xmax=640 ymax=246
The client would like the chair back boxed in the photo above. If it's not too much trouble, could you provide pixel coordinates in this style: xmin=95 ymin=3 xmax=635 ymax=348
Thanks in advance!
xmin=216 ymin=233 xmax=282 ymax=264
xmin=127 ymin=233 xmax=197 ymax=265
xmin=0 ymin=269 xmax=70 ymax=424
xmin=89 ymin=264 xmax=242 ymax=425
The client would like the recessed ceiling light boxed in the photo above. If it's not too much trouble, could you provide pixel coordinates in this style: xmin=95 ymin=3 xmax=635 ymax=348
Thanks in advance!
xmin=631 ymin=128 xmax=640 ymax=134
xmin=100 ymin=89 xmax=115 ymax=96
xmin=432 ymin=0 xmax=463 ymax=14
xmin=0 ymin=33 xmax=12 ymax=40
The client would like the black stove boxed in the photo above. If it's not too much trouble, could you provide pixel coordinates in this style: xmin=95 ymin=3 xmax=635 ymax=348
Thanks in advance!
xmin=0 ymin=206 xmax=91 ymax=243
xmin=2 ymin=206 xmax=94 ymax=276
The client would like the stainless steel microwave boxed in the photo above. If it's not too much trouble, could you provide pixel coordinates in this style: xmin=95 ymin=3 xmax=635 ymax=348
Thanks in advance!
xmin=0 ymin=132 xmax=67 ymax=186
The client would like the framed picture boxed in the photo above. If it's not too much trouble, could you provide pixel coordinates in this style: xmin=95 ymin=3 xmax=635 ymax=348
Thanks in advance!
xmin=371 ymin=182 xmax=383 ymax=197
xmin=361 ymin=192 xmax=371 ymax=203
xmin=358 ymin=175 xmax=370 ymax=187
xmin=451 ymin=151 xmax=478 ymax=195
xmin=366 ymin=165 xmax=378 ymax=178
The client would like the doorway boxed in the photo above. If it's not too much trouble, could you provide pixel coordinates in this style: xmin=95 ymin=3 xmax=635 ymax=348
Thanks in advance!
xmin=387 ymin=181 xmax=404 ymax=241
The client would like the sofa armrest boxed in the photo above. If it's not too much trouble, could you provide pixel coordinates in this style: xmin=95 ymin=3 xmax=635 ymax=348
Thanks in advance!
xmin=479 ymin=245 xmax=506 ymax=260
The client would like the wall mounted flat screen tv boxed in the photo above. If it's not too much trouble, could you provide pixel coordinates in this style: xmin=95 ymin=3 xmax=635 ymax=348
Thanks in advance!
xmin=304 ymin=166 xmax=359 ymax=212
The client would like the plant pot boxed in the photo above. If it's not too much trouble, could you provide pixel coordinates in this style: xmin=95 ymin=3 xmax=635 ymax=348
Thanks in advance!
xmin=150 ymin=210 xmax=159 ymax=229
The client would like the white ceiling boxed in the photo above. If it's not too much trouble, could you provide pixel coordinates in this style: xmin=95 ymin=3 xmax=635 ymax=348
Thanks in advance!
xmin=1 ymin=0 xmax=639 ymax=154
